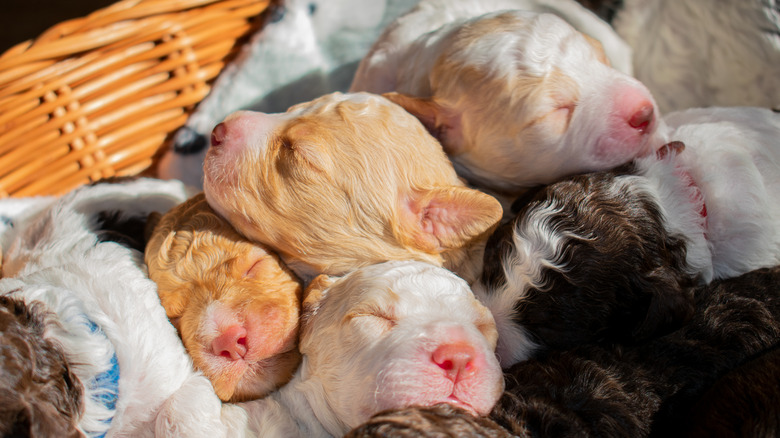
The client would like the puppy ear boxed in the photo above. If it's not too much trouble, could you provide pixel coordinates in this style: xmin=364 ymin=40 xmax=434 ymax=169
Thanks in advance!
xmin=398 ymin=187 xmax=503 ymax=253
xmin=382 ymin=92 xmax=464 ymax=155
xmin=582 ymin=33 xmax=610 ymax=67
xmin=300 ymin=274 xmax=333 ymax=333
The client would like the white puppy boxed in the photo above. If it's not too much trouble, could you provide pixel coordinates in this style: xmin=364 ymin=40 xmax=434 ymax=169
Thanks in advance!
xmin=0 ymin=178 xmax=228 ymax=437
xmin=220 ymin=261 xmax=504 ymax=437
xmin=351 ymin=0 xmax=663 ymax=197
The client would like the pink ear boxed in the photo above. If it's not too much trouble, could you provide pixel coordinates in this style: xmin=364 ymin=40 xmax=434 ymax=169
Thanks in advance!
xmin=382 ymin=92 xmax=464 ymax=155
xmin=398 ymin=187 xmax=503 ymax=253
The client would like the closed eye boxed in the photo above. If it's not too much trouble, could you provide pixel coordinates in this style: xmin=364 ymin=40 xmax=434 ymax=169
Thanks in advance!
xmin=347 ymin=312 xmax=397 ymax=331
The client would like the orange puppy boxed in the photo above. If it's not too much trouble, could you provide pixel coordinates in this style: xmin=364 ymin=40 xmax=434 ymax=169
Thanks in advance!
xmin=145 ymin=193 xmax=302 ymax=402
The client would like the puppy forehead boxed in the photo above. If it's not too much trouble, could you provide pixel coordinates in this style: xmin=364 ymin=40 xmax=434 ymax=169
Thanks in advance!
xmin=332 ymin=262 xmax=478 ymax=314
xmin=445 ymin=11 xmax=593 ymax=80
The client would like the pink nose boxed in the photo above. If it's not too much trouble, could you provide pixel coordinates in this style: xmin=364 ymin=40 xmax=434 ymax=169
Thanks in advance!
xmin=212 ymin=325 xmax=248 ymax=360
xmin=628 ymin=102 xmax=654 ymax=133
xmin=432 ymin=343 xmax=476 ymax=382
xmin=211 ymin=123 xmax=227 ymax=147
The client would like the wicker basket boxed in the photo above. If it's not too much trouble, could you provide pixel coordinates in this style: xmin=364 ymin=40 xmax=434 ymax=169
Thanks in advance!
xmin=0 ymin=0 xmax=270 ymax=198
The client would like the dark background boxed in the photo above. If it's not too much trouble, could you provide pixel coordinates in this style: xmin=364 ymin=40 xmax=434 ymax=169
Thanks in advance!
xmin=1 ymin=0 xmax=115 ymax=53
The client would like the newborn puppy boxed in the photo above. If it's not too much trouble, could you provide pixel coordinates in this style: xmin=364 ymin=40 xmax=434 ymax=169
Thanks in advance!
xmin=350 ymin=0 xmax=662 ymax=197
xmin=477 ymin=106 xmax=780 ymax=367
xmin=0 ymin=178 xmax=229 ymax=437
xmin=145 ymin=193 xmax=303 ymax=402
xmin=203 ymin=92 xmax=503 ymax=283
xmin=221 ymin=261 xmax=504 ymax=437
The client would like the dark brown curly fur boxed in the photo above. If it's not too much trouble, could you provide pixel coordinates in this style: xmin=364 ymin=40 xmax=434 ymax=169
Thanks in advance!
xmin=489 ymin=266 xmax=780 ymax=438
xmin=682 ymin=344 xmax=780 ymax=438
xmin=345 ymin=403 xmax=518 ymax=438
xmin=0 ymin=295 xmax=84 ymax=438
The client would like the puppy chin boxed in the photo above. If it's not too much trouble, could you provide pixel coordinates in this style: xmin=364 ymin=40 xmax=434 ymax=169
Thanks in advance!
xmin=202 ymin=347 xmax=301 ymax=402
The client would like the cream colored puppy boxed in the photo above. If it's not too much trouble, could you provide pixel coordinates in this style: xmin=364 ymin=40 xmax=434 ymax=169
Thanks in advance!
xmin=221 ymin=260 xmax=504 ymax=437
xmin=351 ymin=0 xmax=663 ymax=197
xmin=203 ymin=92 xmax=503 ymax=283
xmin=145 ymin=193 xmax=303 ymax=403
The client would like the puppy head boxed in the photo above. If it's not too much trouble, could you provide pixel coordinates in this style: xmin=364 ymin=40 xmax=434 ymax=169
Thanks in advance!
xmin=480 ymin=168 xmax=697 ymax=366
xmin=202 ymin=92 xmax=503 ymax=278
xmin=145 ymin=194 xmax=303 ymax=402
xmin=0 ymin=295 xmax=84 ymax=438
xmin=385 ymin=11 xmax=662 ymax=195
xmin=299 ymin=261 xmax=503 ymax=431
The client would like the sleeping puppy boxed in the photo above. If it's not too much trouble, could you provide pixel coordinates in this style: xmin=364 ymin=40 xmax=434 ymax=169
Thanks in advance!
xmin=348 ymin=265 xmax=780 ymax=437
xmin=477 ymin=106 xmax=780 ymax=367
xmin=220 ymin=261 xmax=504 ymax=437
xmin=202 ymin=92 xmax=503 ymax=283
xmin=350 ymin=0 xmax=663 ymax=198
xmin=0 ymin=178 xmax=229 ymax=437
xmin=145 ymin=193 xmax=303 ymax=403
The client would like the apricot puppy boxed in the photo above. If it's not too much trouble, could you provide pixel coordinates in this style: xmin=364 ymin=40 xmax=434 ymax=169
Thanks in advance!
xmin=203 ymin=92 xmax=503 ymax=283
xmin=145 ymin=193 xmax=303 ymax=402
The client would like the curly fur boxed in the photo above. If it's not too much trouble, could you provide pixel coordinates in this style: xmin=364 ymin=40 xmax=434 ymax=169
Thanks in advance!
xmin=0 ymin=296 xmax=83 ymax=438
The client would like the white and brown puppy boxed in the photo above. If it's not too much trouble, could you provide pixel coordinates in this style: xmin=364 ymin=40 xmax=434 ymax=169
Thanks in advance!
xmin=221 ymin=260 xmax=504 ymax=437
xmin=145 ymin=193 xmax=303 ymax=403
xmin=203 ymin=92 xmax=503 ymax=284
xmin=350 ymin=0 xmax=663 ymax=197
xmin=0 ymin=178 xmax=229 ymax=437
xmin=476 ymin=106 xmax=780 ymax=367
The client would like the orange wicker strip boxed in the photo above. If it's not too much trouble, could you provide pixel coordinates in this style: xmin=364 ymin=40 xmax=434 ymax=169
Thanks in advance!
xmin=0 ymin=0 xmax=270 ymax=197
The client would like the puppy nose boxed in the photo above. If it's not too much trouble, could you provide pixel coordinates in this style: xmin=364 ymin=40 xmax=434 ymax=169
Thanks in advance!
xmin=210 ymin=123 xmax=227 ymax=147
xmin=628 ymin=102 xmax=654 ymax=133
xmin=212 ymin=325 xmax=248 ymax=360
xmin=432 ymin=343 xmax=476 ymax=382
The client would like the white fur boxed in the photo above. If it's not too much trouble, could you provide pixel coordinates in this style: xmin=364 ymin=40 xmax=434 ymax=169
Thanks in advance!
xmin=611 ymin=0 xmax=780 ymax=113
xmin=0 ymin=178 xmax=229 ymax=437
xmin=220 ymin=261 xmax=504 ymax=437
xmin=641 ymin=107 xmax=780 ymax=282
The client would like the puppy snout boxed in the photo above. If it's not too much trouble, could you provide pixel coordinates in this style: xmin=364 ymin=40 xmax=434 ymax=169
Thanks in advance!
xmin=432 ymin=342 xmax=476 ymax=382
xmin=210 ymin=123 xmax=227 ymax=147
xmin=615 ymin=85 xmax=656 ymax=134
xmin=212 ymin=324 xmax=248 ymax=360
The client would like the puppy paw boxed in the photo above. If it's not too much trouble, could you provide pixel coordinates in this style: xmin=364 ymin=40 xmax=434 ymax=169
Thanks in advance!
xmin=155 ymin=375 xmax=227 ymax=438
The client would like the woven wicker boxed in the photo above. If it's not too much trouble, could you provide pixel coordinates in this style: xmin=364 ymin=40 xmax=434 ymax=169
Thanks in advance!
xmin=0 ymin=0 xmax=270 ymax=198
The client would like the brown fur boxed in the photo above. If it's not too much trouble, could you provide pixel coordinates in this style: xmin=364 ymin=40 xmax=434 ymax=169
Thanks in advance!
xmin=346 ymin=403 xmax=517 ymax=438
xmin=145 ymin=193 xmax=302 ymax=402
xmin=0 ymin=295 xmax=84 ymax=438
